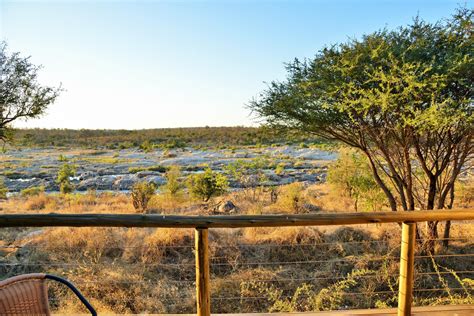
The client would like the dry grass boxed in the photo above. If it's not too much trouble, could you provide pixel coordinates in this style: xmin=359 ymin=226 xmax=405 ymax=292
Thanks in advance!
xmin=0 ymin=182 xmax=472 ymax=313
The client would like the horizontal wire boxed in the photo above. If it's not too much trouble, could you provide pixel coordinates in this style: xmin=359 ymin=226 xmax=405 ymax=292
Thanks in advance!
xmin=1 ymin=237 xmax=470 ymax=251
xmin=0 ymin=262 xmax=196 ymax=267
xmin=1 ymin=253 xmax=470 ymax=268
xmin=416 ymin=253 xmax=474 ymax=259
xmin=211 ymin=271 xmax=474 ymax=283
xmin=51 ymin=289 xmax=467 ymax=304
xmin=46 ymin=287 xmax=472 ymax=304
xmin=74 ymin=280 xmax=195 ymax=284
xmin=0 ymin=245 xmax=195 ymax=250
xmin=212 ymin=288 xmax=472 ymax=300
xmin=5 ymin=270 xmax=472 ymax=285
xmin=211 ymin=253 xmax=474 ymax=266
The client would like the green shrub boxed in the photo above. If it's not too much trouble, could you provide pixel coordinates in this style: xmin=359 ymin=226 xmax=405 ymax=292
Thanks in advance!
xmin=129 ymin=165 xmax=167 ymax=174
xmin=160 ymin=139 xmax=187 ymax=149
xmin=0 ymin=178 xmax=8 ymax=200
xmin=21 ymin=186 xmax=45 ymax=197
xmin=131 ymin=181 xmax=157 ymax=212
xmin=225 ymin=157 xmax=269 ymax=201
xmin=187 ymin=167 xmax=228 ymax=202
xmin=140 ymin=140 xmax=154 ymax=152
xmin=58 ymin=154 xmax=69 ymax=162
xmin=148 ymin=165 xmax=167 ymax=173
xmin=129 ymin=167 xmax=146 ymax=173
xmin=328 ymin=148 xmax=385 ymax=212
xmin=162 ymin=165 xmax=183 ymax=196
xmin=275 ymin=163 xmax=286 ymax=175
xmin=56 ymin=163 xmax=76 ymax=194
xmin=118 ymin=141 xmax=134 ymax=149
xmin=279 ymin=182 xmax=305 ymax=212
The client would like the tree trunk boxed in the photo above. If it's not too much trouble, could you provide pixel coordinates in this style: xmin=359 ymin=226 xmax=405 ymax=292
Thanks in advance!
xmin=364 ymin=151 xmax=398 ymax=212
xmin=442 ymin=221 xmax=451 ymax=248
xmin=425 ymin=221 xmax=439 ymax=254
xmin=427 ymin=176 xmax=437 ymax=210
xmin=442 ymin=183 xmax=455 ymax=248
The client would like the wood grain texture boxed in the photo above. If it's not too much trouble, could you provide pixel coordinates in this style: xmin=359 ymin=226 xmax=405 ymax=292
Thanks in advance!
xmin=397 ymin=222 xmax=416 ymax=316
xmin=195 ymin=228 xmax=210 ymax=316
xmin=0 ymin=209 xmax=472 ymax=228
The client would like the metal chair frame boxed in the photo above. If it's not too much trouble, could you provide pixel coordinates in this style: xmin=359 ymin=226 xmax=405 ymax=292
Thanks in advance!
xmin=0 ymin=273 xmax=97 ymax=316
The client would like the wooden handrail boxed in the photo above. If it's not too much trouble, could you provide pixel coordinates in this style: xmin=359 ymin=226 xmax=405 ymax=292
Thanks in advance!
xmin=0 ymin=209 xmax=472 ymax=228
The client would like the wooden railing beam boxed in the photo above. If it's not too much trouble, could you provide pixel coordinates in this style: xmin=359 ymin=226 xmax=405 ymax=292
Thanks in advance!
xmin=0 ymin=210 xmax=472 ymax=228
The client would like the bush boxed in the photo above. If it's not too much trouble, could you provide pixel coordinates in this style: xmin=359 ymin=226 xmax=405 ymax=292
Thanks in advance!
xmin=131 ymin=181 xmax=157 ymax=212
xmin=275 ymin=163 xmax=286 ymax=175
xmin=140 ymin=140 xmax=154 ymax=152
xmin=0 ymin=178 xmax=8 ymax=199
xmin=129 ymin=165 xmax=167 ymax=174
xmin=328 ymin=148 xmax=385 ymax=212
xmin=225 ymin=158 xmax=268 ymax=201
xmin=25 ymin=194 xmax=53 ymax=210
xmin=187 ymin=167 xmax=228 ymax=202
xmin=162 ymin=165 xmax=183 ymax=196
xmin=21 ymin=186 xmax=45 ymax=197
xmin=56 ymin=163 xmax=76 ymax=194
xmin=278 ymin=182 xmax=305 ymax=213
xmin=58 ymin=154 xmax=69 ymax=162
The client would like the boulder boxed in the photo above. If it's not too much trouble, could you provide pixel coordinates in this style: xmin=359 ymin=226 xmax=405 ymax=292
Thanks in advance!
xmin=302 ymin=203 xmax=321 ymax=213
xmin=219 ymin=200 xmax=237 ymax=213
xmin=113 ymin=174 xmax=139 ymax=190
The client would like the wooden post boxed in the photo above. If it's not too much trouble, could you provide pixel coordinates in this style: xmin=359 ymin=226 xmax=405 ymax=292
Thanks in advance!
xmin=398 ymin=222 xmax=416 ymax=316
xmin=195 ymin=228 xmax=211 ymax=316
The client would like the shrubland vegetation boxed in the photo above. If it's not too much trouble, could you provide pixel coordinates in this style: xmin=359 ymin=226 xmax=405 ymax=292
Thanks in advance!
xmin=0 ymin=177 xmax=472 ymax=313
xmin=9 ymin=126 xmax=334 ymax=149
xmin=327 ymin=149 xmax=386 ymax=212
xmin=131 ymin=181 xmax=157 ymax=212
xmin=56 ymin=163 xmax=76 ymax=194
xmin=0 ymin=178 xmax=7 ymax=199
xmin=186 ymin=167 xmax=229 ymax=202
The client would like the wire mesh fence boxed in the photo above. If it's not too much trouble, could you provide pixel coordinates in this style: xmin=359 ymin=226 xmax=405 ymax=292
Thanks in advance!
xmin=0 ymin=221 xmax=472 ymax=314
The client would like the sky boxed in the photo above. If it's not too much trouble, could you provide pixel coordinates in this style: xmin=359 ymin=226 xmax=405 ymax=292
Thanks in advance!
xmin=0 ymin=0 xmax=470 ymax=129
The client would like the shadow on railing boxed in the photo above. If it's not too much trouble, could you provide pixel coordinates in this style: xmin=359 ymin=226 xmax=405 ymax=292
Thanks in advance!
xmin=0 ymin=210 xmax=473 ymax=316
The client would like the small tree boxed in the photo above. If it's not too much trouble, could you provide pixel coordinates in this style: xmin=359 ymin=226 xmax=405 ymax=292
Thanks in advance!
xmin=56 ymin=163 xmax=76 ymax=194
xmin=0 ymin=41 xmax=61 ymax=143
xmin=187 ymin=167 xmax=228 ymax=202
xmin=131 ymin=181 xmax=157 ymax=212
xmin=162 ymin=165 xmax=183 ymax=196
xmin=328 ymin=148 xmax=385 ymax=212
xmin=279 ymin=182 xmax=305 ymax=213
xmin=225 ymin=157 xmax=268 ymax=201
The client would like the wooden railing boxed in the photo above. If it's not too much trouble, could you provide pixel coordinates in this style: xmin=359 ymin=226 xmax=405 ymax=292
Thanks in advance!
xmin=1 ymin=209 xmax=473 ymax=316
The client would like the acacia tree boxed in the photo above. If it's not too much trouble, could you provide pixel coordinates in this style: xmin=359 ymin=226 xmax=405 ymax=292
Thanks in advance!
xmin=250 ymin=8 xmax=473 ymax=247
xmin=0 ymin=41 xmax=61 ymax=142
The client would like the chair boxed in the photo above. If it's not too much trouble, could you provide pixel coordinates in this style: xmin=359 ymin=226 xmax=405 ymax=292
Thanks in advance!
xmin=0 ymin=273 xmax=96 ymax=315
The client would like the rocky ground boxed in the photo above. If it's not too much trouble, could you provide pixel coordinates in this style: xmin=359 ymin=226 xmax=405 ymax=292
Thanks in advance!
xmin=1 ymin=145 xmax=336 ymax=193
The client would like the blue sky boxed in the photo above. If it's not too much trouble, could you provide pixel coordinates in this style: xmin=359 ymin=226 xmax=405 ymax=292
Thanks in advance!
xmin=1 ymin=0 xmax=470 ymax=129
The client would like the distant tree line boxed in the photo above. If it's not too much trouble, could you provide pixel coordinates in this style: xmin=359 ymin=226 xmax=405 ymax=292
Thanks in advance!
xmin=11 ymin=126 xmax=332 ymax=148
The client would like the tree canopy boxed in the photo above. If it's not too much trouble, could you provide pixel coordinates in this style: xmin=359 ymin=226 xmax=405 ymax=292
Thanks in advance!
xmin=250 ymin=8 xmax=473 ymax=219
xmin=0 ymin=41 xmax=61 ymax=142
